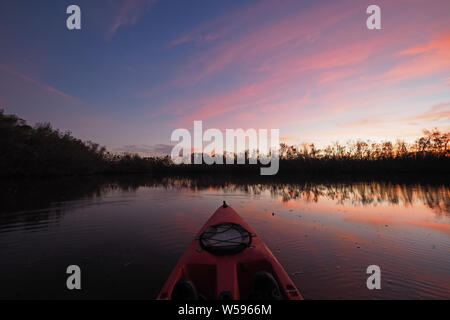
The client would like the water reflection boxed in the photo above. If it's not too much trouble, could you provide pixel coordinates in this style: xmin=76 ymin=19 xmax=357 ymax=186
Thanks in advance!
xmin=1 ymin=176 xmax=449 ymax=231
xmin=0 ymin=175 xmax=449 ymax=299
xmin=122 ymin=176 xmax=450 ymax=216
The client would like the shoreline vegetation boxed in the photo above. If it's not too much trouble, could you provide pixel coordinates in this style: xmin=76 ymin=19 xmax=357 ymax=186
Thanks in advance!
xmin=1 ymin=110 xmax=449 ymax=178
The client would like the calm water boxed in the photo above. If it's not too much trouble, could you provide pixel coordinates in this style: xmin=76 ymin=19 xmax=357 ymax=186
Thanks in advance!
xmin=0 ymin=176 xmax=449 ymax=300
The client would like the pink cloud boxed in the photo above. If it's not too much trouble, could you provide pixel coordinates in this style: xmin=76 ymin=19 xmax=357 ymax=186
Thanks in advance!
xmin=149 ymin=0 xmax=450 ymax=144
xmin=340 ymin=103 xmax=450 ymax=129
xmin=318 ymin=69 xmax=359 ymax=86
xmin=408 ymin=103 xmax=450 ymax=122
xmin=171 ymin=0 xmax=360 ymax=86
xmin=381 ymin=31 xmax=450 ymax=83
xmin=164 ymin=38 xmax=380 ymax=126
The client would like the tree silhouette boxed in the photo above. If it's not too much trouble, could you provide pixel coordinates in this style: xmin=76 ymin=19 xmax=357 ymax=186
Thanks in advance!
xmin=0 ymin=110 xmax=448 ymax=177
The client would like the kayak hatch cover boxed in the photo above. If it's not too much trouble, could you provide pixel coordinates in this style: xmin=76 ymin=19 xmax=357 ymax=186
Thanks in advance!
xmin=157 ymin=202 xmax=303 ymax=300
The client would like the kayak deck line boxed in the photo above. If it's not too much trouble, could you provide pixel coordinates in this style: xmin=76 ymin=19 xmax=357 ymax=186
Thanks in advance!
xmin=157 ymin=202 xmax=303 ymax=300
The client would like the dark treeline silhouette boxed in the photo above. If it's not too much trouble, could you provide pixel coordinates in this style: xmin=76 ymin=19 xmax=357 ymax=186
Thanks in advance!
xmin=1 ymin=110 xmax=449 ymax=177
xmin=275 ymin=130 xmax=449 ymax=175
xmin=0 ymin=110 xmax=106 ymax=176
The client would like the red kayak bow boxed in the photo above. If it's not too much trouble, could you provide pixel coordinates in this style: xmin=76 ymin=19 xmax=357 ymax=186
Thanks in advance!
xmin=157 ymin=202 xmax=303 ymax=300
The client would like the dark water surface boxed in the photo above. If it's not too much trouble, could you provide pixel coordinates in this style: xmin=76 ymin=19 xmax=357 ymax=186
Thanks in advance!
xmin=0 ymin=176 xmax=449 ymax=299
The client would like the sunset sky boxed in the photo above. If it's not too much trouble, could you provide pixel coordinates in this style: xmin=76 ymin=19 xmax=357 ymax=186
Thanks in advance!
xmin=0 ymin=0 xmax=449 ymax=155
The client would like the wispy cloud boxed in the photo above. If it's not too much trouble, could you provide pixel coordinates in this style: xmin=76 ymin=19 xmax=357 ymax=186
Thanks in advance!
xmin=408 ymin=103 xmax=450 ymax=122
xmin=0 ymin=65 xmax=76 ymax=101
xmin=169 ymin=0 xmax=293 ymax=47
xmin=340 ymin=103 xmax=450 ymax=129
xmin=153 ymin=0 xmax=450 ymax=138
xmin=107 ymin=0 xmax=157 ymax=39
xmin=380 ymin=31 xmax=450 ymax=83
xmin=163 ymin=39 xmax=379 ymax=126
xmin=171 ymin=0 xmax=359 ymax=86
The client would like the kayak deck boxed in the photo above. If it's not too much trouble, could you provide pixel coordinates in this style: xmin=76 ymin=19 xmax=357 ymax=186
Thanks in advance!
xmin=157 ymin=203 xmax=303 ymax=300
